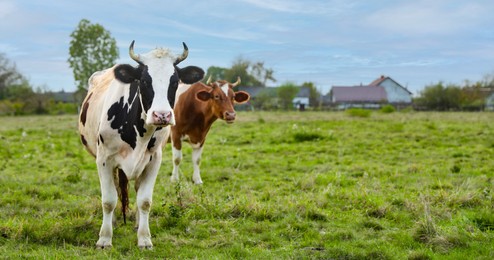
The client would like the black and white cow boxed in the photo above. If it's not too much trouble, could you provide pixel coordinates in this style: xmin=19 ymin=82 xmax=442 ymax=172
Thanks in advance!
xmin=79 ymin=41 xmax=204 ymax=249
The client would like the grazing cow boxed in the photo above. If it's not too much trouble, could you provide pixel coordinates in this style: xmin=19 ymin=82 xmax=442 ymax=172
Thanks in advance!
xmin=170 ymin=77 xmax=250 ymax=184
xmin=78 ymin=41 xmax=204 ymax=249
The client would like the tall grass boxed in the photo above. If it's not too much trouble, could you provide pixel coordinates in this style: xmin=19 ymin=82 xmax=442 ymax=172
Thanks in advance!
xmin=0 ymin=112 xmax=493 ymax=259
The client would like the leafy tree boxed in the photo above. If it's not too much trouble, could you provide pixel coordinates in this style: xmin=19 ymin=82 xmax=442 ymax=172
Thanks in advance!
xmin=0 ymin=53 xmax=26 ymax=100
xmin=224 ymin=57 xmax=261 ymax=86
xmin=277 ymin=82 xmax=299 ymax=110
xmin=205 ymin=66 xmax=227 ymax=82
xmin=68 ymin=19 xmax=119 ymax=91
xmin=221 ymin=57 xmax=276 ymax=87
xmin=415 ymin=82 xmax=462 ymax=111
xmin=251 ymin=61 xmax=276 ymax=86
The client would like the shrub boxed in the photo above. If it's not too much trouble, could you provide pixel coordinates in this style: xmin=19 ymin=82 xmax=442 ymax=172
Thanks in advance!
xmin=346 ymin=108 xmax=371 ymax=118
xmin=380 ymin=105 xmax=395 ymax=113
xmin=293 ymin=132 xmax=324 ymax=142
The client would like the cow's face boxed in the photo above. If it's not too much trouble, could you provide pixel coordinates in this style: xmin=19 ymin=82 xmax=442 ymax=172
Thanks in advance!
xmin=196 ymin=78 xmax=250 ymax=123
xmin=114 ymin=41 xmax=204 ymax=126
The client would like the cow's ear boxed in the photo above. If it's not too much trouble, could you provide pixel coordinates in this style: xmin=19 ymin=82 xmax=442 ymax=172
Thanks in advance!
xmin=178 ymin=66 xmax=205 ymax=84
xmin=196 ymin=90 xmax=212 ymax=102
xmin=234 ymin=91 xmax=250 ymax=104
xmin=114 ymin=64 xmax=139 ymax=83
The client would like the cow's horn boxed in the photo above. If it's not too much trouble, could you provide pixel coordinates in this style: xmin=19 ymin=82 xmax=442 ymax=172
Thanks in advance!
xmin=174 ymin=42 xmax=189 ymax=65
xmin=231 ymin=77 xmax=241 ymax=87
xmin=206 ymin=75 xmax=212 ymax=85
xmin=129 ymin=40 xmax=140 ymax=63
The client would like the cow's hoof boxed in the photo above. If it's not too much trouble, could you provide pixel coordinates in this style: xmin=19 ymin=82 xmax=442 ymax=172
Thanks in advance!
xmin=138 ymin=237 xmax=153 ymax=250
xmin=96 ymin=237 xmax=112 ymax=249
xmin=193 ymin=179 xmax=203 ymax=185
xmin=170 ymin=176 xmax=179 ymax=182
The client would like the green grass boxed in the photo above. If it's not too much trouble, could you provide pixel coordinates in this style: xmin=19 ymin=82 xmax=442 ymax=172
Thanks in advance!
xmin=0 ymin=112 xmax=493 ymax=259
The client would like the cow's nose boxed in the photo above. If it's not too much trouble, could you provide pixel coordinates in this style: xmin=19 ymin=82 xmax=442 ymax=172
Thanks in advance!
xmin=153 ymin=111 xmax=173 ymax=125
xmin=224 ymin=111 xmax=236 ymax=123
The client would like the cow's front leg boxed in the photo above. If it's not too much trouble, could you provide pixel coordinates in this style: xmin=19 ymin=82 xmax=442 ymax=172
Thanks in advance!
xmin=135 ymin=153 xmax=161 ymax=249
xmin=171 ymin=144 xmax=182 ymax=182
xmin=96 ymin=164 xmax=118 ymax=249
xmin=191 ymin=143 xmax=204 ymax=184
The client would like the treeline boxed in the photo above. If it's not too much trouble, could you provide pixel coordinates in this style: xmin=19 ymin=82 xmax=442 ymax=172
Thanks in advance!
xmin=414 ymin=76 xmax=494 ymax=111
xmin=2 ymin=18 xmax=494 ymax=115
xmin=0 ymin=53 xmax=78 ymax=115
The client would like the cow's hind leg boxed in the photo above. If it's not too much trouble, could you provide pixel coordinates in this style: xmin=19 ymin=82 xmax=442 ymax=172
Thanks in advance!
xmin=191 ymin=143 xmax=204 ymax=184
xmin=135 ymin=152 xmax=161 ymax=249
xmin=96 ymin=165 xmax=118 ymax=249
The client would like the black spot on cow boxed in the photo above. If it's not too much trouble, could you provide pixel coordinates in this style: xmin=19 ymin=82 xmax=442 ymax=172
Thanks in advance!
xmin=80 ymin=134 xmax=88 ymax=146
xmin=108 ymin=64 xmax=159 ymax=149
xmin=80 ymin=92 xmax=93 ymax=126
xmin=99 ymin=134 xmax=104 ymax=145
xmin=139 ymin=67 xmax=154 ymax=112
xmin=168 ymin=71 xmax=179 ymax=107
xmin=168 ymin=66 xmax=205 ymax=108
xmin=107 ymin=95 xmax=146 ymax=149
xmin=147 ymin=137 xmax=156 ymax=151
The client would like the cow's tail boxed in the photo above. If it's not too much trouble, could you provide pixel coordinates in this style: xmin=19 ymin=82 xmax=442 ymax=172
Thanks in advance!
xmin=117 ymin=169 xmax=129 ymax=224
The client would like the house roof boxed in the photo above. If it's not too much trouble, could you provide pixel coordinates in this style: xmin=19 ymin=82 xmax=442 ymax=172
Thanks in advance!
xmin=369 ymin=75 xmax=412 ymax=95
xmin=331 ymin=86 xmax=387 ymax=102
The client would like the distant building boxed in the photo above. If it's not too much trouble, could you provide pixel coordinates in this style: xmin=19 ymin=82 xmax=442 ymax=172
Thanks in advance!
xmin=293 ymin=86 xmax=310 ymax=110
xmin=327 ymin=75 xmax=412 ymax=109
xmin=484 ymin=92 xmax=494 ymax=111
xmin=330 ymin=85 xmax=387 ymax=109
xmin=369 ymin=75 xmax=412 ymax=104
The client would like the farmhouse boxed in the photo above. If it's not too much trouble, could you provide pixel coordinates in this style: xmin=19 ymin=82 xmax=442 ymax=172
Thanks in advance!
xmin=328 ymin=75 xmax=412 ymax=109
xmin=292 ymin=86 xmax=310 ymax=110
xmin=483 ymin=91 xmax=494 ymax=111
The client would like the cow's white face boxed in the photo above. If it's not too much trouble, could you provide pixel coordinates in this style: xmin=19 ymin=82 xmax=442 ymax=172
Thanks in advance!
xmin=138 ymin=49 xmax=177 ymax=126
xmin=112 ymin=42 xmax=204 ymax=129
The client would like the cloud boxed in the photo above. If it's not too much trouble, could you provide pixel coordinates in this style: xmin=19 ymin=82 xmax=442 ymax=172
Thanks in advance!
xmin=239 ymin=0 xmax=354 ymax=15
xmin=0 ymin=1 xmax=15 ymax=18
xmin=364 ymin=1 xmax=489 ymax=35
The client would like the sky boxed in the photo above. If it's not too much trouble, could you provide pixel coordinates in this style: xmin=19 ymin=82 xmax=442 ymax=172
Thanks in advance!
xmin=1 ymin=0 xmax=493 ymax=96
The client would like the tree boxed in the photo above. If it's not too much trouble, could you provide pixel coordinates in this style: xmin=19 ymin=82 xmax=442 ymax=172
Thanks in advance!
xmin=277 ymin=83 xmax=299 ymax=110
xmin=220 ymin=57 xmax=276 ymax=87
xmin=415 ymin=82 xmax=462 ymax=111
xmin=251 ymin=61 xmax=276 ymax=86
xmin=68 ymin=19 xmax=119 ymax=91
xmin=0 ymin=53 xmax=26 ymax=100
xmin=224 ymin=57 xmax=261 ymax=86
xmin=205 ymin=66 xmax=227 ymax=82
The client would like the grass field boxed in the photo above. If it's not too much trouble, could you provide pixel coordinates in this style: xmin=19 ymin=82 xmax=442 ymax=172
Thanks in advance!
xmin=0 ymin=111 xmax=493 ymax=259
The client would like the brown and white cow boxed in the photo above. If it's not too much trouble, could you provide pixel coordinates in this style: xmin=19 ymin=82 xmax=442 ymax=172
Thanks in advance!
xmin=170 ymin=77 xmax=250 ymax=184
xmin=78 ymin=41 xmax=204 ymax=249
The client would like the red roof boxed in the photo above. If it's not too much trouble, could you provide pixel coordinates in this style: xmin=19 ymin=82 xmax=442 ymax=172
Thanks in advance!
xmin=331 ymin=86 xmax=387 ymax=102
xmin=369 ymin=75 xmax=387 ymax=86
